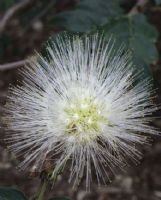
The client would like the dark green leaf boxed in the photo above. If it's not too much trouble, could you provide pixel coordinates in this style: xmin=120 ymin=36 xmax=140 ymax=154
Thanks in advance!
xmin=154 ymin=0 xmax=161 ymax=5
xmin=0 ymin=0 xmax=18 ymax=11
xmin=51 ymin=0 xmax=123 ymax=32
xmin=0 ymin=187 xmax=28 ymax=200
xmin=0 ymin=34 xmax=12 ymax=58
xmin=102 ymin=14 xmax=159 ymax=77
xmin=49 ymin=197 xmax=71 ymax=200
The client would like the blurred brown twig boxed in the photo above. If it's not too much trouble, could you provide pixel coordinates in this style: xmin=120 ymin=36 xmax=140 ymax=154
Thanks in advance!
xmin=128 ymin=0 xmax=148 ymax=16
xmin=0 ymin=0 xmax=36 ymax=35
xmin=0 ymin=0 xmax=150 ymax=71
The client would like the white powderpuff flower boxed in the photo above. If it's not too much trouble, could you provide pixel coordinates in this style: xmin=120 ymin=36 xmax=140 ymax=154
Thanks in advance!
xmin=4 ymin=33 xmax=158 ymax=188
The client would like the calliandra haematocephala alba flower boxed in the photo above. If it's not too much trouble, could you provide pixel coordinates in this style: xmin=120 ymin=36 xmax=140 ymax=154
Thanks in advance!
xmin=4 ymin=33 xmax=159 ymax=188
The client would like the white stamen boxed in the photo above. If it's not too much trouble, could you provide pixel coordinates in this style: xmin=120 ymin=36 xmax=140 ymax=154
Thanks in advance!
xmin=73 ymin=113 xmax=79 ymax=120
xmin=4 ymin=33 xmax=158 ymax=189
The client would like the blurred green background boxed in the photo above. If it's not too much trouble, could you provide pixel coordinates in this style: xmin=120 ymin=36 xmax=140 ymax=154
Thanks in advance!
xmin=0 ymin=0 xmax=161 ymax=200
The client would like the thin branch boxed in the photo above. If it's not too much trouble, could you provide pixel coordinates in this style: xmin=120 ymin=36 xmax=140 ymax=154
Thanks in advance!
xmin=0 ymin=0 xmax=35 ymax=34
xmin=0 ymin=0 xmax=149 ymax=72
xmin=128 ymin=0 xmax=148 ymax=16
xmin=0 ymin=60 xmax=27 ymax=71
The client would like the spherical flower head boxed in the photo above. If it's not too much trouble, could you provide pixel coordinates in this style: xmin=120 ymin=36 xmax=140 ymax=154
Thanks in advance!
xmin=4 ymin=33 xmax=158 ymax=189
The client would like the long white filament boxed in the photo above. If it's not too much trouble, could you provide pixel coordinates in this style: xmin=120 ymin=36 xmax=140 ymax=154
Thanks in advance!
xmin=5 ymin=33 xmax=158 ymax=189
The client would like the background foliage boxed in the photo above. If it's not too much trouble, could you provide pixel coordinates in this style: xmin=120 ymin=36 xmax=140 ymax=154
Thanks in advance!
xmin=0 ymin=0 xmax=161 ymax=200
xmin=0 ymin=0 xmax=160 ymax=77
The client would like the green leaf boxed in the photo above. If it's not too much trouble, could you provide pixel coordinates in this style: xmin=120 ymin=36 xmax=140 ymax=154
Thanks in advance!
xmin=0 ymin=0 xmax=18 ymax=11
xmin=49 ymin=197 xmax=71 ymax=200
xmin=102 ymin=14 xmax=159 ymax=77
xmin=0 ymin=34 xmax=12 ymax=58
xmin=51 ymin=0 xmax=123 ymax=32
xmin=0 ymin=187 xmax=28 ymax=200
xmin=154 ymin=0 xmax=161 ymax=5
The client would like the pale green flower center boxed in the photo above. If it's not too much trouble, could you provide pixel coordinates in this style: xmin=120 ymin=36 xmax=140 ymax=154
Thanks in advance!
xmin=64 ymin=97 xmax=108 ymax=138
